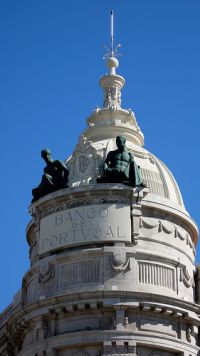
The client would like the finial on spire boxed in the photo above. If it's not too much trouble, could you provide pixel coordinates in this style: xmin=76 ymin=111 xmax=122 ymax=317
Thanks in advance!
xmin=103 ymin=11 xmax=121 ymax=63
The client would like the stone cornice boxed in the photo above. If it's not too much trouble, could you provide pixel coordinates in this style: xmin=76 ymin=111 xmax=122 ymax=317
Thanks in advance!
xmin=2 ymin=291 xmax=200 ymax=330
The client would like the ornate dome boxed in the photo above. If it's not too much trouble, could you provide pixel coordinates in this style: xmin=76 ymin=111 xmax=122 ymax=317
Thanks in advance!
xmin=66 ymin=56 xmax=186 ymax=214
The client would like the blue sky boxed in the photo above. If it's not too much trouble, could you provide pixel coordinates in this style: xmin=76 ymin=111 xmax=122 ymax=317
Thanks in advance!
xmin=0 ymin=0 xmax=200 ymax=312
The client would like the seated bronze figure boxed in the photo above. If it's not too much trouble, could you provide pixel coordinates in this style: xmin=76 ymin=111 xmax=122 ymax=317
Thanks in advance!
xmin=32 ymin=149 xmax=69 ymax=202
xmin=97 ymin=136 xmax=144 ymax=187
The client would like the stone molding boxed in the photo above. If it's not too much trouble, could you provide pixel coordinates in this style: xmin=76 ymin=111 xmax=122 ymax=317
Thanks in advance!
xmin=6 ymin=296 xmax=200 ymax=328
xmin=39 ymin=195 xmax=130 ymax=219
xmin=2 ymin=293 xmax=200 ymax=355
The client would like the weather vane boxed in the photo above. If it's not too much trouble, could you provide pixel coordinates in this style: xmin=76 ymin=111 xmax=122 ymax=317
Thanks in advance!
xmin=103 ymin=10 xmax=121 ymax=60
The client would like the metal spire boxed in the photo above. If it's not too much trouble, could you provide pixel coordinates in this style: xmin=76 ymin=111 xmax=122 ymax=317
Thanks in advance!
xmin=111 ymin=10 xmax=114 ymax=57
xmin=103 ymin=11 xmax=121 ymax=60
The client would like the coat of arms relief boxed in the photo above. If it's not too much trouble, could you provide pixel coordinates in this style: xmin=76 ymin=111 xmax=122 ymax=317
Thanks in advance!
xmin=67 ymin=135 xmax=105 ymax=186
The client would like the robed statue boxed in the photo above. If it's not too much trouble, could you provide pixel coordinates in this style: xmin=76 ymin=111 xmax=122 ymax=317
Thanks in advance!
xmin=32 ymin=149 xmax=69 ymax=202
xmin=97 ymin=136 xmax=144 ymax=187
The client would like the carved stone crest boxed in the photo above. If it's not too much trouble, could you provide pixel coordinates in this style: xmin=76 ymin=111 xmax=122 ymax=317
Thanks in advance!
xmin=67 ymin=136 xmax=104 ymax=185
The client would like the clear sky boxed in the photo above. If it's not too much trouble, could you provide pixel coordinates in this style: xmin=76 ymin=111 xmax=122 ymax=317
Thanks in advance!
xmin=0 ymin=0 xmax=200 ymax=312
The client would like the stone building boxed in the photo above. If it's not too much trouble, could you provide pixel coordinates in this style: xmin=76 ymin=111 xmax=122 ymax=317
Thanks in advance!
xmin=0 ymin=50 xmax=200 ymax=355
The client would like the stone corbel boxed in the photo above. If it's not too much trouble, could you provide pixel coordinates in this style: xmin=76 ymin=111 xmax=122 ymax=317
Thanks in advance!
xmin=112 ymin=307 xmax=128 ymax=331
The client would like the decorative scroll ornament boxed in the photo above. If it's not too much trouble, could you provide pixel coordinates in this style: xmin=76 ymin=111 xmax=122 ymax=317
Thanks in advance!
xmin=110 ymin=249 xmax=130 ymax=272
xmin=180 ymin=266 xmax=193 ymax=288
xmin=38 ymin=262 xmax=55 ymax=284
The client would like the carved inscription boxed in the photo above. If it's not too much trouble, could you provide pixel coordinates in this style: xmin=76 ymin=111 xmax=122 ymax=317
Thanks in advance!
xmin=39 ymin=204 xmax=131 ymax=254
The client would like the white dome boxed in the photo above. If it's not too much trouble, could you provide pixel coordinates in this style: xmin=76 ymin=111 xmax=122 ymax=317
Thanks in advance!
xmin=130 ymin=144 xmax=185 ymax=209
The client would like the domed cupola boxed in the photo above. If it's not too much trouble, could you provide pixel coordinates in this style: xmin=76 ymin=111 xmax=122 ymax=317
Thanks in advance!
xmin=66 ymin=45 xmax=187 ymax=218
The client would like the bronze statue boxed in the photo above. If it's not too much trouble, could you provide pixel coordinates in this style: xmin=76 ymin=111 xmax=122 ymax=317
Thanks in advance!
xmin=97 ymin=136 xmax=144 ymax=187
xmin=32 ymin=149 xmax=69 ymax=202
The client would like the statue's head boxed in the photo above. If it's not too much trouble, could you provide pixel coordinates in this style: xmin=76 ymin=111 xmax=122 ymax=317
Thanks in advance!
xmin=41 ymin=148 xmax=52 ymax=163
xmin=116 ymin=136 xmax=126 ymax=150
